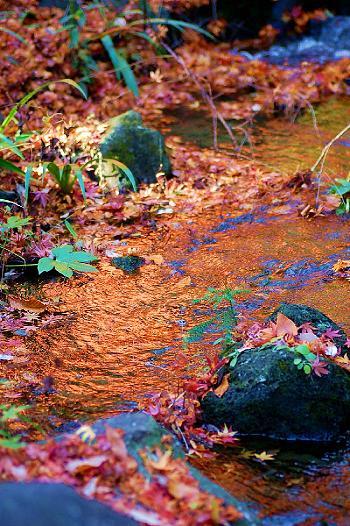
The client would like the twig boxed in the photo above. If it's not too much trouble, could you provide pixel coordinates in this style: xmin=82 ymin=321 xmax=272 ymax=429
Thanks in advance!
xmin=161 ymin=41 xmax=239 ymax=150
xmin=311 ymin=121 xmax=350 ymax=207
xmin=311 ymin=122 xmax=350 ymax=173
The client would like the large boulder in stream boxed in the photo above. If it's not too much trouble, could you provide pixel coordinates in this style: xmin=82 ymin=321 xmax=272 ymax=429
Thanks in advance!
xmin=100 ymin=110 xmax=171 ymax=186
xmin=201 ymin=304 xmax=350 ymax=441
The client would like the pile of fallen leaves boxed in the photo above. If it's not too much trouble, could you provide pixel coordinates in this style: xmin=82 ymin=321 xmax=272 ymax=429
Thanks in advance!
xmin=0 ymin=425 xmax=241 ymax=525
xmin=234 ymin=312 xmax=350 ymax=375
xmin=146 ymin=353 xmax=238 ymax=456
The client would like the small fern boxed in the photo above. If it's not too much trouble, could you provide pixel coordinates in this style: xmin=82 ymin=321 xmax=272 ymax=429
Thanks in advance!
xmin=184 ymin=287 xmax=249 ymax=349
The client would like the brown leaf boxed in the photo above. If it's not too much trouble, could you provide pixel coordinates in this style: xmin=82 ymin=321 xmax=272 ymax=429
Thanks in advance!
xmin=148 ymin=254 xmax=164 ymax=265
xmin=66 ymin=455 xmax=107 ymax=474
xmin=214 ymin=373 xmax=230 ymax=397
xmin=105 ymin=426 xmax=129 ymax=462
xmin=8 ymin=296 xmax=47 ymax=313
xmin=276 ymin=313 xmax=298 ymax=337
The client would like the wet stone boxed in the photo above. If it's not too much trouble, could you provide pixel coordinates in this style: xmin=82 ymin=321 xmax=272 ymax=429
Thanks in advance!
xmin=111 ymin=255 xmax=145 ymax=273
xmin=201 ymin=304 xmax=350 ymax=441
xmin=0 ymin=482 xmax=137 ymax=526
xmin=268 ymin=303 xmax=348 ymax=353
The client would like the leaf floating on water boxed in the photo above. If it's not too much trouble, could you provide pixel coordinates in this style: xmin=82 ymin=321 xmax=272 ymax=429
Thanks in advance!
xmin=177 ymin=276 xmax=191 ymax=287
xmin=148 ymin=254 xmax=164 ymax=265
xmin=253 ymin=451 xmax=276 ymax=462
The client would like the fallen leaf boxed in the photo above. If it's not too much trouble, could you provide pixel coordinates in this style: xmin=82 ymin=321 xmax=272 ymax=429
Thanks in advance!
xmin=176 ymin=276 xmax=191 ymax=287
xmin=214 ymin=373 xmax=230 ymax=397
xmin=254 ymin=451 xmax=275 ymax=462
xmin=105 ymin=426 xmax=129 ymax=462
xmin=8 ymin=297 xmax=47 ymax=313
xmin=148 ymin=254 xmax=164 ymax=265
xmin=276 ymin=313 xmax=298 ymax=337
xmin=66 ymin=454 xmax=107 ymax=473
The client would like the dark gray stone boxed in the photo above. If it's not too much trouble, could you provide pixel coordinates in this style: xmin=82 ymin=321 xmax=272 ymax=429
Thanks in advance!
xmin=268 ymin=302 xmax=348 ymax=352
xmin=100 ymin=111 xmax=171 ymax=186
xmin=111 ymin=255 xmax=145 ymax=273
xmin=201 ymin=345 xmax=350 ymax=441
xmin=0 ymin=482 xmax=137 ymax=526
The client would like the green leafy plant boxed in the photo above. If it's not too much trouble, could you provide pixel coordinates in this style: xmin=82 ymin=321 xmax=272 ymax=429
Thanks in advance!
xmin=46 ymin=161 xmax=86 ymax=197
xmin=0 ymin=214 xmax=29 ymax=270
xmin=0 ymin=404 xmax=29 ymax=449
xmin=59 ymin=1 xmax=213 ymax=97
xmin=38 ymin=244 xmax=98 ymax=278
xmin=0 ymin=79 xmax=86 ymax=205
xmin=273 ymin=342 xmax=317 ymax=375
xmin=184 ymin=288 xmax=249 ymax=361
xmin=329 ymin=178 xmax=350 ymax=215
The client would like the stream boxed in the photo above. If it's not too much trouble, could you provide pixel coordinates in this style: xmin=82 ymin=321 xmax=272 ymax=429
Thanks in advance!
xmin=3 ymin=97 xmax=350 ymax=524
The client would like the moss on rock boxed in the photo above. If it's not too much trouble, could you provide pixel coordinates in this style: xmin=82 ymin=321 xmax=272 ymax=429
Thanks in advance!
xmin=100 ymin=110 xmax=171 ymax=186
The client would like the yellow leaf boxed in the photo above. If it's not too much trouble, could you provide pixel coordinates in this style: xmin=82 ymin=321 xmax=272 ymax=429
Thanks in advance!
xmin=148 ymin=254 xmax=164 ymax=265
xmin=214 ymin=373 xmax=230 ymax=397
xmin=254 ymin=451 xmax=275 ymax=462
xmin=177 ymin=276 xmax=191 ymax=287
xmin=75 ymin=425 xmax=96 ymax=444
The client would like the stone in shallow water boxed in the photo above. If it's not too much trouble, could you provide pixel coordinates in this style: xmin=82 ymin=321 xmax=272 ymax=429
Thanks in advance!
xmin=100 ymin=110 xmax=171 ymax=186
xmin=0 ymin=482 xmax=137 ymax=526
xmin=201 ymin=304 xmax=350 ymax=441
xmin=111 ymin=255 xmax=145 ymax=273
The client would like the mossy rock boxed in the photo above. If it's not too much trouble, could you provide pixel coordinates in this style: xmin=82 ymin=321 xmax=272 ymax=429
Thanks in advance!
xmin=201 ymin=344 xmax=350 ymax=441
xmin=268 ymin=302 xmax=348 ymax=353
xmin=100 ymin=110 xmax=171 ymax=186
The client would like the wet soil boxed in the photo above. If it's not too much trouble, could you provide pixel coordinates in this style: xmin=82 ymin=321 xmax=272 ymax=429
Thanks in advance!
xmin=2 ymin=98 xmax=350 ymax=524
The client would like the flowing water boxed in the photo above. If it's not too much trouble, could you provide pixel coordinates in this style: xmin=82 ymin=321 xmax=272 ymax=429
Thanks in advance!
xmin=3 ymin=98 xmax=350 ymax=524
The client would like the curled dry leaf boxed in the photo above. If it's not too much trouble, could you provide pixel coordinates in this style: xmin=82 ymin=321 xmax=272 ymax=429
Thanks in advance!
xmin=276 ymin=313 xmax=298 ymax=337
xmin=147 ymin=254 xmax=164 ymax=265
xmin=214 ymin=373 xmax=230 ymax=397
xmin=8 ymin=296 xmax=47 ymax=314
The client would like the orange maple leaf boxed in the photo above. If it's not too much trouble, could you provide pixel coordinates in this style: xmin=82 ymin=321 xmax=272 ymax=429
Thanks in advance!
xmin=276 ymin=313 xmax=298 ymax=337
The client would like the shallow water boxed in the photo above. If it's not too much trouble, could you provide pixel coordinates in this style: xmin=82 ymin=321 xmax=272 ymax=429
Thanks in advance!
xmin=3 ymin=98 xmax=350 ymax=523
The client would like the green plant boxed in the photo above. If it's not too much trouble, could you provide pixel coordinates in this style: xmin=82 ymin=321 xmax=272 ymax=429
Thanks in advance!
xmin=59 ymin=1 xmax=213 ymax=97
xmin=329 ymin=178 xmax=350 ymax=215
xmin=45 ymin=154 xmax=137 ymax=196
xmin=0 ymin=79 xmax=86 ymax=205
xmin=0 ymin=214 xmax=29 ymax=271
xmin=184 ymin=288 xmax=249 ymax=357
xmin=0 ymin=404 xmax=29 ymax=449
xmin=38 ymin=244 xmax=98 ymax=278
xmin=46 ymin=161 xmax=86 ymax=197
xmin=292 ymin=344 xmax=315 ymax=374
